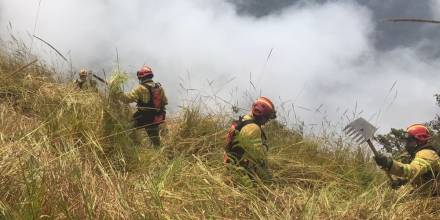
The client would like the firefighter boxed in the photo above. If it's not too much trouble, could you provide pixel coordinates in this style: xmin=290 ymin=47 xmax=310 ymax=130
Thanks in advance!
xmin=74 ymin=69 xmax=97 ymax=90
xmin=116 ymin=65 xmax=168 ymax=148
xmin=224 ymin=97 xmax=276 ymax=184
xmin=374 ymin=124 xmax=440 ymax=195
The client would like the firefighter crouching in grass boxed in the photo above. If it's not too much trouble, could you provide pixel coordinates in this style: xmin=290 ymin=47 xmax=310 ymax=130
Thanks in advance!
xmin=224 ymin=97 xmax=276 ymax=185
xmin=74 ymin=69 xmax=97 ymax=90
xmin=374 ymin=124 xmax=440 ymax=195
xmin=115 ymin=65 xmax=168 ymax=148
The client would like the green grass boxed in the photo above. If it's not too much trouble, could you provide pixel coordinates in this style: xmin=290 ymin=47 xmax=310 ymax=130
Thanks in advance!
xmin=1 ymin=43 xmax=440 ymax=219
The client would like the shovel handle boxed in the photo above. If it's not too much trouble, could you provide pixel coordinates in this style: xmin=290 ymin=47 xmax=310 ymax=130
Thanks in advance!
xmin=93 ymin=74 xmax=108 ymax=85
xmin=366 ymin=139 xmax=379 ymax=157
xmin=366 ymin=139 xmax=394 ymax=182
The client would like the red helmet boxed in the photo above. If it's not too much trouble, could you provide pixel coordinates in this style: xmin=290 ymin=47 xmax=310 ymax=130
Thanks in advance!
xmin=406 ymin=124 xmax=431 ymax=142
xmin=252 ymin=97 xmax=276 ymax=119
xmin=137 ymin=65 xmax=153 ymax=79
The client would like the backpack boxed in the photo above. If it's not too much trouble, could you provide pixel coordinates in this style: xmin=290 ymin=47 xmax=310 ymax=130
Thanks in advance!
xmin=149 ymin=83 xmax=163 ymax=110
xmin=134 ymin=83 xmax=165 ymax=127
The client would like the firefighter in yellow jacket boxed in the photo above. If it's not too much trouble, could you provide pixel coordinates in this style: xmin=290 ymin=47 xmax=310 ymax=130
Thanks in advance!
xmin=74 ymin=69 xmax=97 ymax=90
xmin=224 ymin=97 xmax=276 ymax=184
xmin=374 ymin=124 xmax=440 ymax=195
xmin=117 ymin=65 xmax=168 ymax=148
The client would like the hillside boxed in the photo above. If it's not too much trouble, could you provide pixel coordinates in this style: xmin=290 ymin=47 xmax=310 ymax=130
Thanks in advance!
xmin=1 ymin=47 xmax=440 ymax=219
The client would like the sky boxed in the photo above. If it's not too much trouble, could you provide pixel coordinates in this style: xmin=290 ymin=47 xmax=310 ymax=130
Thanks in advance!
xmin=1 ymin=0 xmax=440 ymax=134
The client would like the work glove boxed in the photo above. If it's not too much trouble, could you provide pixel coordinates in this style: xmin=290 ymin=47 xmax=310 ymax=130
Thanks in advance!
xmin=374 ymin=154 xmax=393 ymax=171
xmin=391 ymin=179 xmax=407 ymax=190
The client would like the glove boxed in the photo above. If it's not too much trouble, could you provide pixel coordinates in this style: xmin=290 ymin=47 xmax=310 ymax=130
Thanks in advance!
xmin=374 ymin=154 xmax=393 ymax=171
xmin=391 ymin=179 xmax=407 ymax=190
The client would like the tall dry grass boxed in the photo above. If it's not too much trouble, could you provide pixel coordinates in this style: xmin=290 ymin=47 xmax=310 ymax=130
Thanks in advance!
xmin=1 ymin=43 xmax=440 ymax=219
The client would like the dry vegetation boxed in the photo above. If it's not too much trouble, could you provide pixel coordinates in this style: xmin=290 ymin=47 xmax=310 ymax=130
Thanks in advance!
xmin=1 ymin=43 xmax=440 ymax=219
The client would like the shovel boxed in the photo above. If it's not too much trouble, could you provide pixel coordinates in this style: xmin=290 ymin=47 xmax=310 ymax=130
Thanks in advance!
xmin=343 ymin=117 xmax=393 ymax=181
xmin=92 ymin=74 xmax=108 ymax=85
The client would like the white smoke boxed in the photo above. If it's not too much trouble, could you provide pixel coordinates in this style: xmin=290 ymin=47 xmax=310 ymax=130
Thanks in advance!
xmin=1 ymin=0 xmax=439 ymax=133
xmin=431 ymin=0 xmax=440 ymax=20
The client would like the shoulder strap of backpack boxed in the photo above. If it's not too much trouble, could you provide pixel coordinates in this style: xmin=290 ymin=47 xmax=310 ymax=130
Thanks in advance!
xmin=140 ymin=83 xmax=152 ymax=92
xmin=141 ymin=83 xmax=152 ymax=95
xmin=235 ymin=117 xmax=258 ymax=132
xmin=261 ymin=129 xmax=267 ymax=141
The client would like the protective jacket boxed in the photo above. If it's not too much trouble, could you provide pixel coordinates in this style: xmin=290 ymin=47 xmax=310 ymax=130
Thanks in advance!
xmin=119 ymin=79 xmax=168 ymax=127
xmin=74 ymin=78 xmax=97 ymax=90
xmin=390 ymin=145 xmax=440 ymax=195
xmin=225 ymin=114 xmax=271 ymax=181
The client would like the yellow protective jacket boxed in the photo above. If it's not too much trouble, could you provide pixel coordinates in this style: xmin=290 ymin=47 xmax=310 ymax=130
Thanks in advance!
xmin=74 ymin=78 xmax=97 ymax=90
xmin=229 ymin=114 xmax=271 ymax=181
xmin=390 ymin=146 xmax=440 ymax=194
xmin=119 ymin=79 xmax=168 ymax=109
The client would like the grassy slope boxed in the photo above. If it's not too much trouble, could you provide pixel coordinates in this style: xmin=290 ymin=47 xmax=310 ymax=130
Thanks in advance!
xmin=1 ymin=48 xmax=440 ymax=219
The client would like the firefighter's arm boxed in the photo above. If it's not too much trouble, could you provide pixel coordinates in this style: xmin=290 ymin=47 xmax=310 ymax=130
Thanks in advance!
xmin=389 ymin=149 xmax=439 ymax=180
xmin=118 ymin=85 xmax=148 ymax=104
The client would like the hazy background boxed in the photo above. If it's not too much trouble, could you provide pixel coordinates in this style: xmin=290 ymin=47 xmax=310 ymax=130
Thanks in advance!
xmin=1 ymin=0 xmax=440 ymax=134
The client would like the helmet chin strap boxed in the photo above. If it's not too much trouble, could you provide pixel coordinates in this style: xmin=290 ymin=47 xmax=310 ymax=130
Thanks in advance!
xmin=405 ymin=145 xmax=416 ymax=156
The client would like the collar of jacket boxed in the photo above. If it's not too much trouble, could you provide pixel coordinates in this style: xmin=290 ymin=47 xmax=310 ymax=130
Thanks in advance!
xmin=140 ymin=79 xmax=155 ymax=86
xmin=242 ymin=114 xmax=254 ymax=121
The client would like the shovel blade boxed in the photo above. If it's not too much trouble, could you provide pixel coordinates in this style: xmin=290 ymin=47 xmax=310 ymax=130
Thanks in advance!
xmin=344 ymin=117 xmax=377 ymax=143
